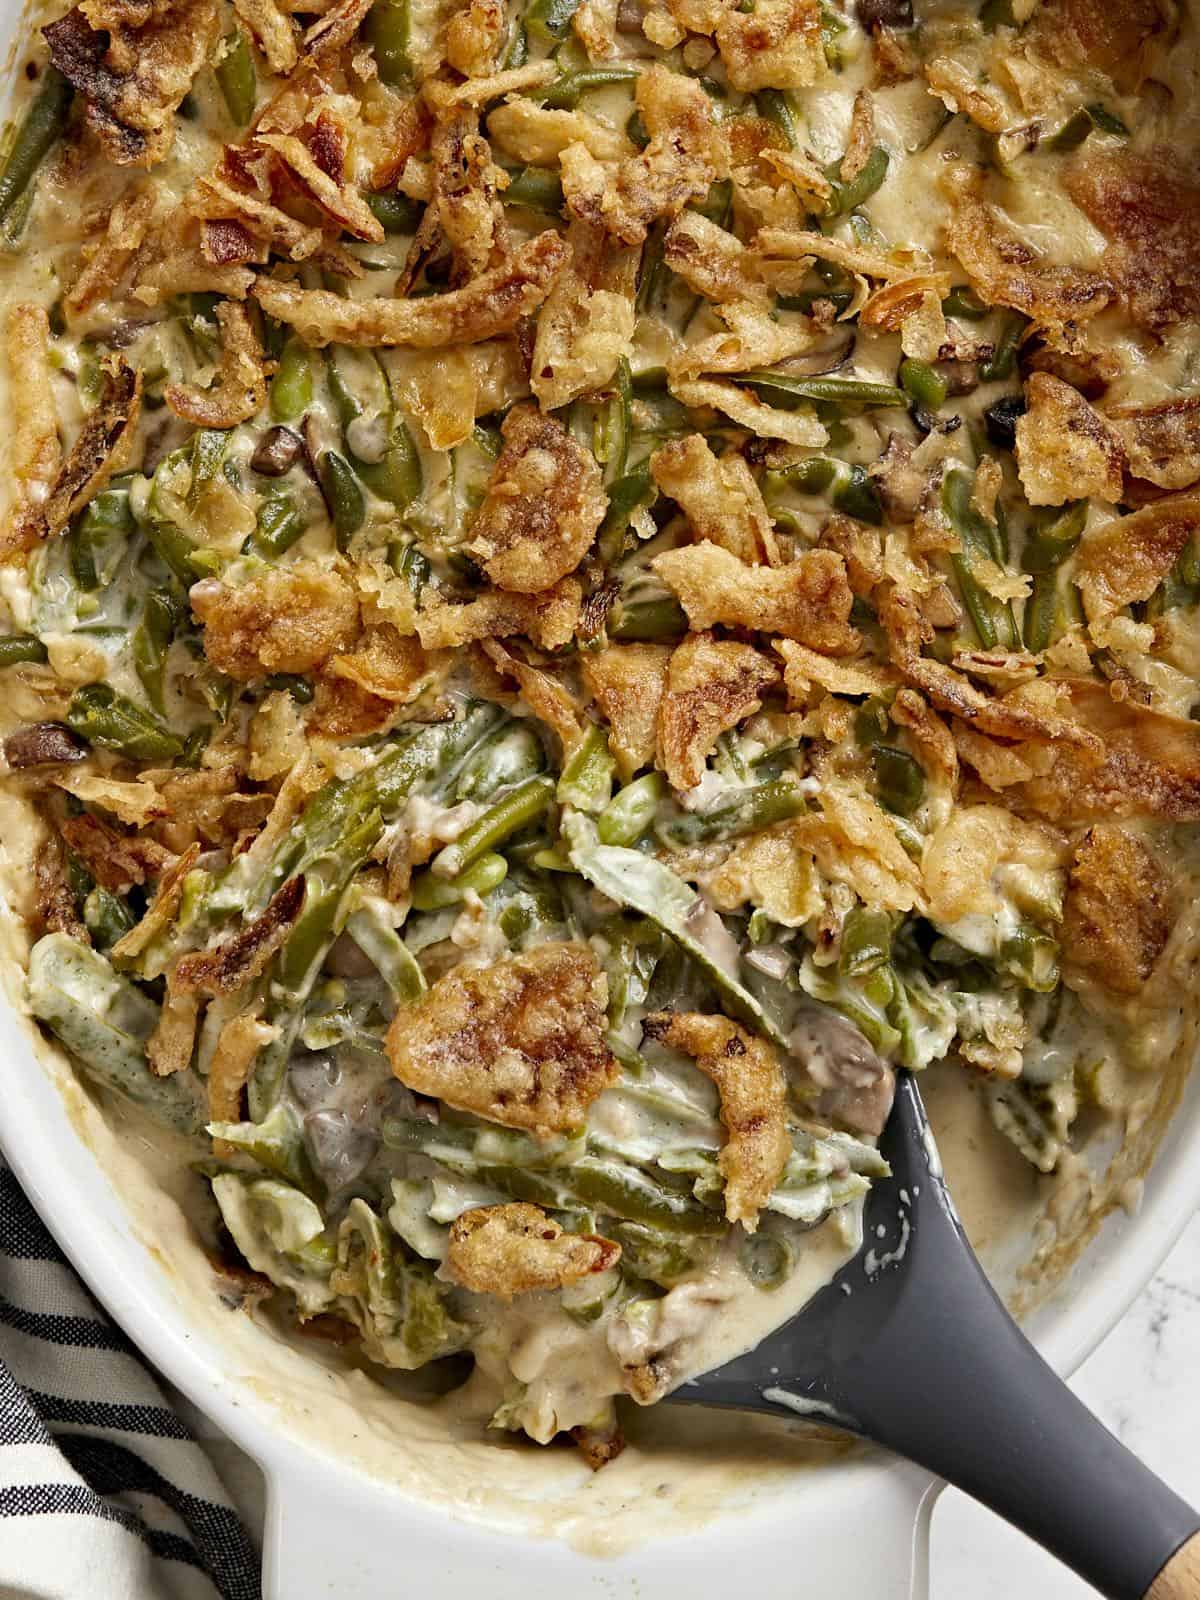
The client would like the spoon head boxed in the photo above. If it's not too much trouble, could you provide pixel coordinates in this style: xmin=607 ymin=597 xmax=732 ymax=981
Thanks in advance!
xmin=668 ymin=1073 xmax=967 ymax=1425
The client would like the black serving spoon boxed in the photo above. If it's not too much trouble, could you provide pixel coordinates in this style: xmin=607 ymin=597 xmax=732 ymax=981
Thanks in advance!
xmin=670 ymin=1073 xmax=1200 ymax=1600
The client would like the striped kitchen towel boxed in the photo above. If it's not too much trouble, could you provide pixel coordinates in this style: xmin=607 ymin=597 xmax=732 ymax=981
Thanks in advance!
xmin=0 ymin=1160 xmax=261 ymax=1600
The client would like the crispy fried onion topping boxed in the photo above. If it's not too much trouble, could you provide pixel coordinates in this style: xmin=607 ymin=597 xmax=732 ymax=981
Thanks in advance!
xmin=1077 ymin=495 xmax=1200 ymax=622
xmin=173 ymin=875 xmax=305 ymax=995
xmin=653 ymin=541 xmax=858 ymax=653
xmin=191 ymin=562 xmax=360 ymax=681
xmin=253 ymin=229 xmax=569 ymax=347
xmin=1015 ymin=373 xmax=1124 ymax=507
xmin=385 ymin=942 xmax=618 ymax=1138
xmin=580 ymin=643 xmax=671 ymax=782
xmin=467 ymin=404 xmax=607 ymax=593
xmin=1061 ymin=824 xmax=1174 ymax=996
xmin=530 ymin=220 xmax=637 ymax=412
xmin=44 ymin=0 xmax=219 ymax=167
xmin=657 ymin=631 xmax=777 ymax=791
xmin=164 ymin=301 xmax=268 ymax=428
xmin=651 ymin=434 xmax=779 ymax=565
xmin=643 ymin=1010 xmax=790 ymax=1230
xmin=446 ymin=1203 xmax=620 ymax=1299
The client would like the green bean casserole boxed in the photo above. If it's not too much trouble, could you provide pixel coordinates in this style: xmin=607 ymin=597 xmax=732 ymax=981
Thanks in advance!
xmin=0 ymin=0 xmax=1198 ymax=1464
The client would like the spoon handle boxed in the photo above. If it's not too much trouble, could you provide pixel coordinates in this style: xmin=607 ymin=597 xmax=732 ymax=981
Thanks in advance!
xmin=818 ymin=1099 xmax=1200 ymax=1600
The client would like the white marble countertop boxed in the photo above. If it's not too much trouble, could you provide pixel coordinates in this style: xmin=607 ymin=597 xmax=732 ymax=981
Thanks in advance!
xmin=186 ymin=1210 xmax=1200 ymax=1596
xmin=932 ymin=1210 xmax=1200 ymax=1597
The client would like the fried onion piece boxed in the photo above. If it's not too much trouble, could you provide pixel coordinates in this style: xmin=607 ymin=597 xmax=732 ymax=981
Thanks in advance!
xmin=650 ymin=434 xmax=778 ymax=565
xmin=58 ymin=811 xmax=171 ymax=895
xmin=257 ymin=130 xmax=385 ymax=244
xmin=657 ymin=632 xmax=777 ymax=791
xmin=414 ymin=579 xmax=582 ymax=651
xmin=385 ymin=942 xmax=618 ymax=1139
xmin=67 ymin=187 xmax=158 ymax=315
xmin=44 ymin=0 xmax=220 ymax=167
xmin=146 ymin=978 xmax=200 ymax=1078
xmin=1061 ymin=824 xmax=1173 ymax=996
xmin=1019 ymin=0 xmax=1171 ymax=98
xmin=653 ymin=541 xmax=858 ymax=653
xmin=467 ymin=404 xmax=607 ymax=593
xmin=879 ymin=585 xmax=1097 ymax=749
xmin=776 ymin=638 xmax=897 ymax=702
xmin=191 ymin=562 xmax=360 ymax=681
xmin=425 ymin=105 xmax=509 ymax=282
xmin=488 ymin=100 xmax=628 ymax=165
xmin=446 ymin=1203 xmax=620 ymax=1300
xmin=209 ymin=1012 xmax=277 ymax=1148
xmin=1063 ymin=148 xmax=1200 ymax=332
xmin=530 ymin=220 xmax=637 ymax=411
xmin=232 ymin=0 xmax=297 ymax=71
xmin=662 ymin=209 xmax=766 ymax=304
xmin=670 ymin=374 xmax=827 ymax=447
xmin=164 ymin=301 xmax=268 ymax=429
xmin=580 ymin=643 xmax=671 ymax=781
xmin=642 ymin=1010 xmax=790 ymax=1230
xmin=1015 ymin=373 xmax=1124 ymax=507
xmin=444 ymin=0 xmax=504 ymax=74
xmin=715 ymin=0 xmax=822 ymax=91
xmin=174 ymin=875 xmax=304 ymax=996
xmin=561 ymin=64 xmax=727 ymax=246
xmin=7 ymin=305 xmax=60 ymax=533
xmin=7 ymin=356 xmax=141 ymax=558
xmin=1017 ymin=680 xmax=1200 ymax=823
xmin=1077 ymin=495 xmax=1200 ymax=622
xmin=253 ymin=228 xmax=569 ymax=347
xmin=479 ymin=640 xmax=586 ymax=752
xmin=794 ymin=786 xmax=925 ymax=912
xmin=1106 ymin=396 xmax=1200 ymax=492
xmin=302 ymin=0 xmax=372 ymax=56
xmin=940 ymin=163 xmax=1110 ymax=339
xmin=325 ymin=624 xmax=437 ymax=704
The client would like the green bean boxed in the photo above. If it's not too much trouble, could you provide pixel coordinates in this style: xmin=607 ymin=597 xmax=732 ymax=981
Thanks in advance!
xmin=598 ymin=461 xmax=654 ymax=565
xmin=503 ymin=165 xmax=563 ymax=212
xmin=132 ymin=588 xmax=183 ymax=715
xmin=766 ymin=457 xmax=883 ymax=525
xmin=603 ymin=357 xmax=633 ymax=482
xmin=27 ymin=933 xmax=206 ymax=1132
xmin=542 ymin=67 xmax=640 ymax=110
xmin=0 ymin=633 xmax=48 ymax=668
xmin=345 ymin=902 xmax=425 ymax=1003
xmin=191 ymin=427 xmax=229 ymax=490
xmin=367 ymin=189 xmax=423 ymax=233
xmin=755 ymin=90 xmax=800 ymax=149
xmin=692 ymin=177 xmax=734 ymax=227
xmin=980 ymin=310 xmax=1026 ymax=382
xmin=597 ymin=771 xmax=667 ymax=846
xmin=739 ymin=371 xmax=906 ymax=410
xmin=216 ymin=29 xmax=256 ymax=127
xmin=1000 ymin=923 xmax=1060 ymax=992
xmin=827 ymin=146 xmax=889 ymax=216
xmin=245 ymin=491 xmax=305 ymax=559
xmin=528 ymin=0 xmax=584 ymax=39
xmin=0 ymin=67 xmax=72 ymax=229
xmin=557 ymin=724 xmax=616 ymax=815
xmin=899 ymin=358 xmax=947 ymax=411
xmin=872 ymin=744 xmax=924 ymax=817
xmin=739 ymin=1231 xmax=793 ymax=1290
xmin=1045 ymin=102 xmax=1128 ymax=153
xmin=263 ymin=673 xmax=314 ymax=704
xmin=942 ymin=466 xmax=1018 ymax=648
xmin=1021 ymin=501 xmax=1086 ymax=650
xmin=83 ymin=885 xmax=135 ymax=952
xmin=657 ymin=777 xmax=808 ymax=848
xmin=320 ymin=450 xmax=365 ymax=549
xmin=503 ymin=18 xmax=528 ymax=67
xmin=364 ymin=0 xmax=414 ymax=87
xmin=410 ymin=850 xmax=509 ymax=910
xmin=453 ymin=722 xmax=546 ymax=802
xmin=433 ymin=774 xmax=556 ymax=879
xmin=776 ymin=286 xmax=854 ymax=315
xmin=270 ymin=337 xmax=313 ymax=422
xmin=608 ymin=594 xmax=687 ymax=640
xmin=626 ymin=108 xmax=649 ymax=149
xmin=66 ymin=684 xmax=183 ymax=762
xmin=66 ymin=488 xmax=130 ymax=590
xmin=389 ymin=539 xmax=430 ymax=601
xmin=839 ymin=906 xmax=893 ymax=977
xmin=942 ymin=284 xmax=988 ymax=320
xmin=569 ymin=1156 xmax=723 ymax=1233
xmin=360 ymin=417 xmax=422 ymax=509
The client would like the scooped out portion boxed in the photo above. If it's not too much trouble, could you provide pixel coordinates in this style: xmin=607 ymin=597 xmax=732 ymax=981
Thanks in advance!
xmin=4 ymin=0 xmax=1196 ymax=1472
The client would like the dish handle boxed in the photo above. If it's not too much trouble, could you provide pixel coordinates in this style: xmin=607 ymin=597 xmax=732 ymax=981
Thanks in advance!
xmin=261 ymin=1454 xmax=942 ymax=1600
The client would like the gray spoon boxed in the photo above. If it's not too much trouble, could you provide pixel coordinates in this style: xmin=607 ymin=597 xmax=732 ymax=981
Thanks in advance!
xmin=670 ymin=1072 xmax=1200 ymax=1599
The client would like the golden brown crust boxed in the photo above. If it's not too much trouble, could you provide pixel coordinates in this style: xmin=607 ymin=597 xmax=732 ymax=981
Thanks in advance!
xmin=1077 ymin=495 xmax=1200 ymax=622
xmin=1106 ymin=397 xmax=1200 ymax=493
xmin=716 ymin=0 xmax=822 ymax=92
xmin=643 ymin=1010 xmax=790 ymax=1230
xmin=414 ymin=580 xmax=583 ymax=652
xmin=192 ymin=563 xmax=360 ymax=681
xmin=385 ymin=943 xmax=618 ymax=1138
xmin=1015 ymin=374 xmax=1125 ymax=507
xmin=656 ymin=632 xmax=777 ymax=791
xmin=467 ymin=405 xmax=607 ymax=594
xmin=446 ymin=1203 xmax=620 ymax=1299
xmin=580 ymin=643 xmax=672 ymax=782
xmin=1018 ymin=0 xmax=1170 ymax=90
xmin=1063 ymin=150 xmax=1200 ymax=331
xmin=1061 ymin=824 xmax=1173 ymax=995
xmin=530 ymin=220 xmax=636 ymax=411
xmin=653 ymin=542 xmax=858 ymax=654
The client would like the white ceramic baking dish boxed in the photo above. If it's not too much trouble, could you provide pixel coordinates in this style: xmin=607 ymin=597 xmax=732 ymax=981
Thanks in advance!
xmin=2 ymin=963 xmax=1199 ymax=1600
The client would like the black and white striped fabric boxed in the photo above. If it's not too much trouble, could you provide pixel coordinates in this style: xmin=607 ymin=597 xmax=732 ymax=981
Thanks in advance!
xmin=0 ymin=1159 xmax=261 ymax=1599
